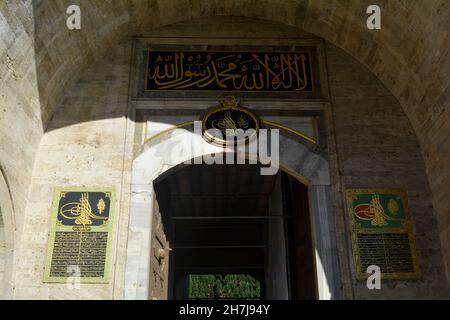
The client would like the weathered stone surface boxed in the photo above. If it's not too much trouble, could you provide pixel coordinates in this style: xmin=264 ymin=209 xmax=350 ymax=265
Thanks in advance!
xmin=12 ymin=41 xmax=131 ymax=299
xmin=28 ymin=0 xmax=450 ymax=276
xmin=327 ymin=43 xmax=449 ymax=299
xmin=0 ymin=0 xmax=43 ymax=236
xmin=0 ymin=1 xmax=449 ymax=299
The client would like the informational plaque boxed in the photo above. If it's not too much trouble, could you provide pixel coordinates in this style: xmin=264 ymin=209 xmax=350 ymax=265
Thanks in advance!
xmin=346 ymin=189 xmax=420 ymax=279
xmin=44 ymin=188 xmax=115 ymax=283
xmin=145 ymin=50 xmax=315 ymax=93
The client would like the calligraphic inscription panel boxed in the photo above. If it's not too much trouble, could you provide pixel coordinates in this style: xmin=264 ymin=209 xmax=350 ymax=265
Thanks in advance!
xmin=146 ymin=51 xmax=315 ymax=93
xmin=356 ymin=233 xmax=414 ymax=274
xmin=50 ymin=232 xmax=108 ymax=277
xmin=44 ymin=188 xmax=115 ymax=283
xmin=346 ymin=189 xmax=420 ymax=279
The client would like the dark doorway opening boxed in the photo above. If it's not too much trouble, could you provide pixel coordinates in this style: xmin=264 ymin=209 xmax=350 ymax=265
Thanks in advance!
xmin=153 ymin=161 xmax=317 ymax=300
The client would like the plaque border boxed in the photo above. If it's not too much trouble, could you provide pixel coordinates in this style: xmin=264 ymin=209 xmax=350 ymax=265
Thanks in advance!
xmin=346 ymin=188 xmax=420 ymax=280
xmin=43 ymin=187 xmax=116 ymax=284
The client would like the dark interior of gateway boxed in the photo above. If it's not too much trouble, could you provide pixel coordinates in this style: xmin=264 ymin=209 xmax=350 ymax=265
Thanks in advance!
xmin=153 ymin=162 xmax=317 ymax=300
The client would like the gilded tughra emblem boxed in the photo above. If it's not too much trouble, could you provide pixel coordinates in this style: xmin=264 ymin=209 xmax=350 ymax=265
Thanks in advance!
xmin=57 ymin=191 xmax=111 ymax=227
xmin=353 ymin=194 xmax=404 ymax=227
xmin=202 ymin=96 xmax=259 ymax=146
xmin=212 ymin=111 xmax=237 ymax=130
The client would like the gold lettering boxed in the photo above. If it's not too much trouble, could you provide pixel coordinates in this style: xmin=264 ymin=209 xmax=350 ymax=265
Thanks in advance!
xmin=147 ymin=51 xmax=313 ymax=91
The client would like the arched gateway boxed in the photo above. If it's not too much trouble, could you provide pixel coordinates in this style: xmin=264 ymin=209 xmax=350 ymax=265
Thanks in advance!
xmin=4 ymin=11 xmax=447 ymax=300
xmin=124 ymin=106 xmax=341 ymax=299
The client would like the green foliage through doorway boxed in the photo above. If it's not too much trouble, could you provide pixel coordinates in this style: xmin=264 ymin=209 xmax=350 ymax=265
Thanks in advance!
xmin=189 ymin=274 xmax=261 ymax=299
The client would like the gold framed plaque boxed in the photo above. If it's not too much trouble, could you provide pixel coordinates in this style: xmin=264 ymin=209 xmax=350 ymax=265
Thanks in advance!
xmin=145 ymin=50 xmax=316 ymax=93
xmin=346 ymin=189 xmax=420 ymax=280
xmin=44 ymin=187 xmax=116 ymax=283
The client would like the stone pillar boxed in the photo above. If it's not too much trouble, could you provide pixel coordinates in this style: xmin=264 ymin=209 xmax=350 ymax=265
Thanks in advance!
xmin=309 ymin=185 xmax=342 ymax=300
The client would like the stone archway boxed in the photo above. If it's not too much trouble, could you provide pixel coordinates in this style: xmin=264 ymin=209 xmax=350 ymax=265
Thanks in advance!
xmin=124 ymin=125 xmax=341 ymax=300
xmin=1 ymin=5 xmax=447 ymax=296
xmin=0 ymin=7 xmax=447 ymax=296
xmin=31 ymin=5 xmax=450 ymax=241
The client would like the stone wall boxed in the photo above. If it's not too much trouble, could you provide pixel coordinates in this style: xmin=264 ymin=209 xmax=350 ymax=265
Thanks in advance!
xmin=8 ymin=15 xmax=450 ymax=299
xmin=327 ymin=43 xmax=449 ymax=298
xmin=0 ymin=168 xmax=14 ymax=299
xmin=304 ymin=0 xmax=450 ymax=274
xmin=0 ymin=209 xmax=4 ymax=296
xmin=0 ymin=1 xmax=446 ymax=286
xmin=12 ymin=42 xmax=131 ymax=299
xmin=0 ymin=0 xmax=43 ymax=235
xmin=30 ymin=3 xmax=449 ymax=269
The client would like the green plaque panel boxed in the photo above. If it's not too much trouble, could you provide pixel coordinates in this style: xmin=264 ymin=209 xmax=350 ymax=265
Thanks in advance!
xmin=44 ymin=187 xmax=115 ymax=283
xmin=346 ymin=189 xmax=420 ymax=279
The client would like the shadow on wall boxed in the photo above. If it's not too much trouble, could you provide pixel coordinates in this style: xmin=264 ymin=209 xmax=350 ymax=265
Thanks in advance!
xmin=32 ymin=5 xmax=318 ymax=132
xmin=32 ymin=0 xmax=131 ymax=127
xmin=29 ymin=2 xmax=450 ymax=297
xmin=30 ymin=0 xmax=450 ymax=281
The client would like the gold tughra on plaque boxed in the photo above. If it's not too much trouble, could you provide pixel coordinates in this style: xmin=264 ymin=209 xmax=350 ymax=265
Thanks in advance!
xmin=346 ymin=189 xmax=420 ymax=279
xmin=44 ymin=187 xmax=115 ymax=283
